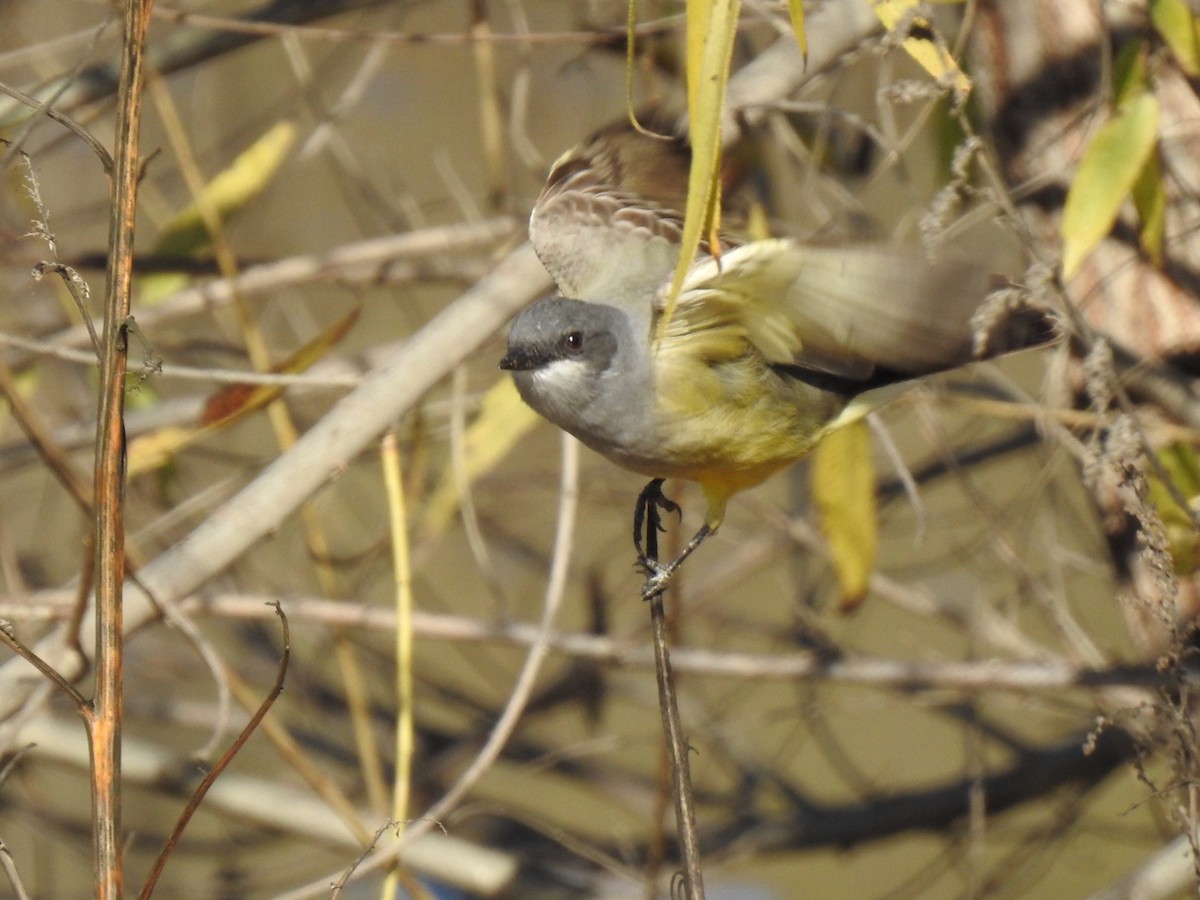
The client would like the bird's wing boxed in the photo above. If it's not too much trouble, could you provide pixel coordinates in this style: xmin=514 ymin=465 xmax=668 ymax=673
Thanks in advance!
xmin=530 ymin=181 xmax=685 ymax=306
xmin=657 ymin=239 xmax=999 ymax=378
xmin=529 ymin=123 xmax=694 ymax=307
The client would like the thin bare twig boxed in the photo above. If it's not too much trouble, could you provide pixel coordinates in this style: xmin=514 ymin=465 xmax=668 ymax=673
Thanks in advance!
xmin=35 ymin=219 xmax=515 ymax=355
xmin=1 ymin=587 xmax=1183 ymax=693
xmin=330 ymin=820 xmax=406 ymax=899
xmin=0 ymin=838 xmax=31 ymax=900
xmin=0 ymin=331 xmax=364 ymax=387
xmin=90 ymin=3 xmax=154 ymax=895
xmin=641 ymin=501 xmax=704 ymax=898
xmin=0 ymin=625 xmax=88 ymax=711
xmin=14 ymin=146 xmax=104 ymax=358
xmin=152 ymin=4 xmax=685 ymax=46
xmin=649 ymin=592 xmax=705 ymax=898
xmin=137 ymin=602 xmax=289 ymax=900
xmin=0 ymin=75 xmax=114 ymax=172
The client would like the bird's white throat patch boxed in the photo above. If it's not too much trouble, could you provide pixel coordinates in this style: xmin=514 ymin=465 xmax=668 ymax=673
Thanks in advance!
xmin=532 ymin=357 xmax=592 ymax=396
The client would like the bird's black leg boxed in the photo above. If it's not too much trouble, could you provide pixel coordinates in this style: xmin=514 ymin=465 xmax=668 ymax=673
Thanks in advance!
xmin=633 ymin=478 xmax=679 ymax=565
xmin=633 ymin=479 xmax=712 ymax=599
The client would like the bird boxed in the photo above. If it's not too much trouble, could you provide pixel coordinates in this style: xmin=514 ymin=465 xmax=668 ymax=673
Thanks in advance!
xmin=504 ymin=120 xmax=1052 ymax=598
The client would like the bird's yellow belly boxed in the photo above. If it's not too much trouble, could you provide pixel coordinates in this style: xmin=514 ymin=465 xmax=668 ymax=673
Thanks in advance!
xmin=650 ymin=362 xmax=836 ymax=476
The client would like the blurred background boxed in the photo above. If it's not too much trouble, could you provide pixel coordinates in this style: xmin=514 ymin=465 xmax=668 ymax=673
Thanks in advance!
xmin=1 ymin=1 xmax=1199 ymax=897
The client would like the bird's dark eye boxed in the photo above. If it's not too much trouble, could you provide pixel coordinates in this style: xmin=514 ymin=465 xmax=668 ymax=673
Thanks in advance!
xmin=563 ymin=331 xmax=584 ymax=353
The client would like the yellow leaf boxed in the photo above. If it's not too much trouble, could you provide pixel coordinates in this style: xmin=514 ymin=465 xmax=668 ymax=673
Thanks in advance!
xmin=201 ymin=308 xmax=359 ymax=426
xmin=1112 ymin=38 xmax=1149 ymax=109
xmin=658 ymin=0 xmax=740 ymax=341
xmin=870 ymin=0 xmax=971 ymax=97
xmin=419 ymin=377 xmax=541 ymax=540
xmin=271 ymin=309 xmax=361 ymax=375
xmin=127 ymin=426 xmax=198 ymax=478
xmin=745 ymin=202 xmax=772 ymax=242
xmin=1151 ymin=0 xmax=1200 ymax=76
xmin=787 ymin=0 xmax=808 ymax=63
xmin=141 ymin=121 xmax=297 ymax=304
xmin=1147 ymin=443 xmax=1200 ymax=575
xmin=812 ymin=419 xmax=877 ymax=610
xmin=1132 ymin=149 xmax=1167 ymax=267
xmin=685 ymin=0 xmax=713 ymax=119
xmin=155 ymin=121 xmax=296 ymax=256
xmin=1061 ymin=93 xmax=1160 ymax=279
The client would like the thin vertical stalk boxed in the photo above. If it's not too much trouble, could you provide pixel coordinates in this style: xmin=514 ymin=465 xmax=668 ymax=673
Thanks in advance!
xmin=379 ymin=430 xmax=416 ymax=899
xmin=92 ymin=1 xmax=154 ymax=896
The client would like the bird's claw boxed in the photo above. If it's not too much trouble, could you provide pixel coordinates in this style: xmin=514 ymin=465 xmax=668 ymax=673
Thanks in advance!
xmin=632 ymin=479 xmax=711 ymax=599
xmin=636 ymin=555 xmax=674 ymax=600
xmin=633 ymin=478 xmax=681 ymax=561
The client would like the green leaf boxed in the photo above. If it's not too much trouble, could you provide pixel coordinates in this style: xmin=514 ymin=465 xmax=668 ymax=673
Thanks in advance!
xmin=1106 ymin=40 xmax=1163 ymax=268
xmin=812 ymin=419 xmax=877 ymax=610
xmin=1132 ymin=149 xmax=1167 ymax=267
xmin=1151 ymin=0 xmax=1200 ymax=76
xmin=1061 ymin=92 xmax=1160 ymax=279
xmin=1111 ymin=38 xmax=1148 ymax=109
xmin=1147 ymin=443 xmax=1200 ymax=575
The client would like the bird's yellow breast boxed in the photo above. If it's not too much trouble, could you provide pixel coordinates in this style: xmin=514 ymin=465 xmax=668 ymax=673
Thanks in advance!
xmin=650 ymin=345 xmax=846 ymax=485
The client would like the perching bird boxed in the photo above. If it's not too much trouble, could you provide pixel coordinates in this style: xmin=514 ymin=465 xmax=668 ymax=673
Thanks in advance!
xmin=504 ymin=120 xmax=1051 ymax=597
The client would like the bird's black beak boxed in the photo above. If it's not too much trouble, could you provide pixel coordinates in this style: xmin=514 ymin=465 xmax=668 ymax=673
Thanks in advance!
xmin=499 ymin=346 xmax=536 ymax=371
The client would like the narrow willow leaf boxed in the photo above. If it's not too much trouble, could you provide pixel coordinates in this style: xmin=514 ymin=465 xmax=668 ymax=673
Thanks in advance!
xmin=1151 ymin=0 xmax=1200 ymax=76
xmin=1147 ymin=443 xmax=1200 ymax=575
xmin=141 ymin=121 xmax=297 ymax=304
xmin=812 ymin=419 xmax=877 ymax=610
xmin=1061 ymin=93 xmax=1160 ymax=279
xmin=624 ymin=0 xmax=640 ymax=120
xmin=127 ymin=425 xmax=196 ymax=478
xmin=1132 ymin=150 xmax=1167 ymax=267
xmin=155 ymin=121 xmax=297 ymax=257
xmin=1111 ymin=37 xmax=1148 ymax=109
xmin=870 ymin=0 xmax=971 ymax=96
xmin=200 ymin=308 xmax=359 ymax=425
xmin=787 ymin=0 xmax=808 ymax=63
xmin=658 ymin=0 xmax=740 ymax=342
xmin=685 ymin=0 xmax=714 ymax=118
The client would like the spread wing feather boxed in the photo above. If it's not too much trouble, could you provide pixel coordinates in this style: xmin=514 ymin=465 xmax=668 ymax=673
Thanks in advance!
xmin=657 ymin=239 xmax=996 ymax=379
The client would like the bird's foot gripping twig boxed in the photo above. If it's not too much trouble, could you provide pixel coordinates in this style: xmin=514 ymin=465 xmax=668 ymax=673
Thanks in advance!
xmin=634 ymin=478 xmax=678 ymax=566
xmin=633 ymin=479 xmax=712 ymax=600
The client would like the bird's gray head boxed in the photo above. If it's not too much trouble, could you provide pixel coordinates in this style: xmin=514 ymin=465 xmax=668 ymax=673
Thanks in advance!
xmin=500 ymin=296 xmax=621 ymax=404
xmin=499 ymin=296 xmax=638 ymax=442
